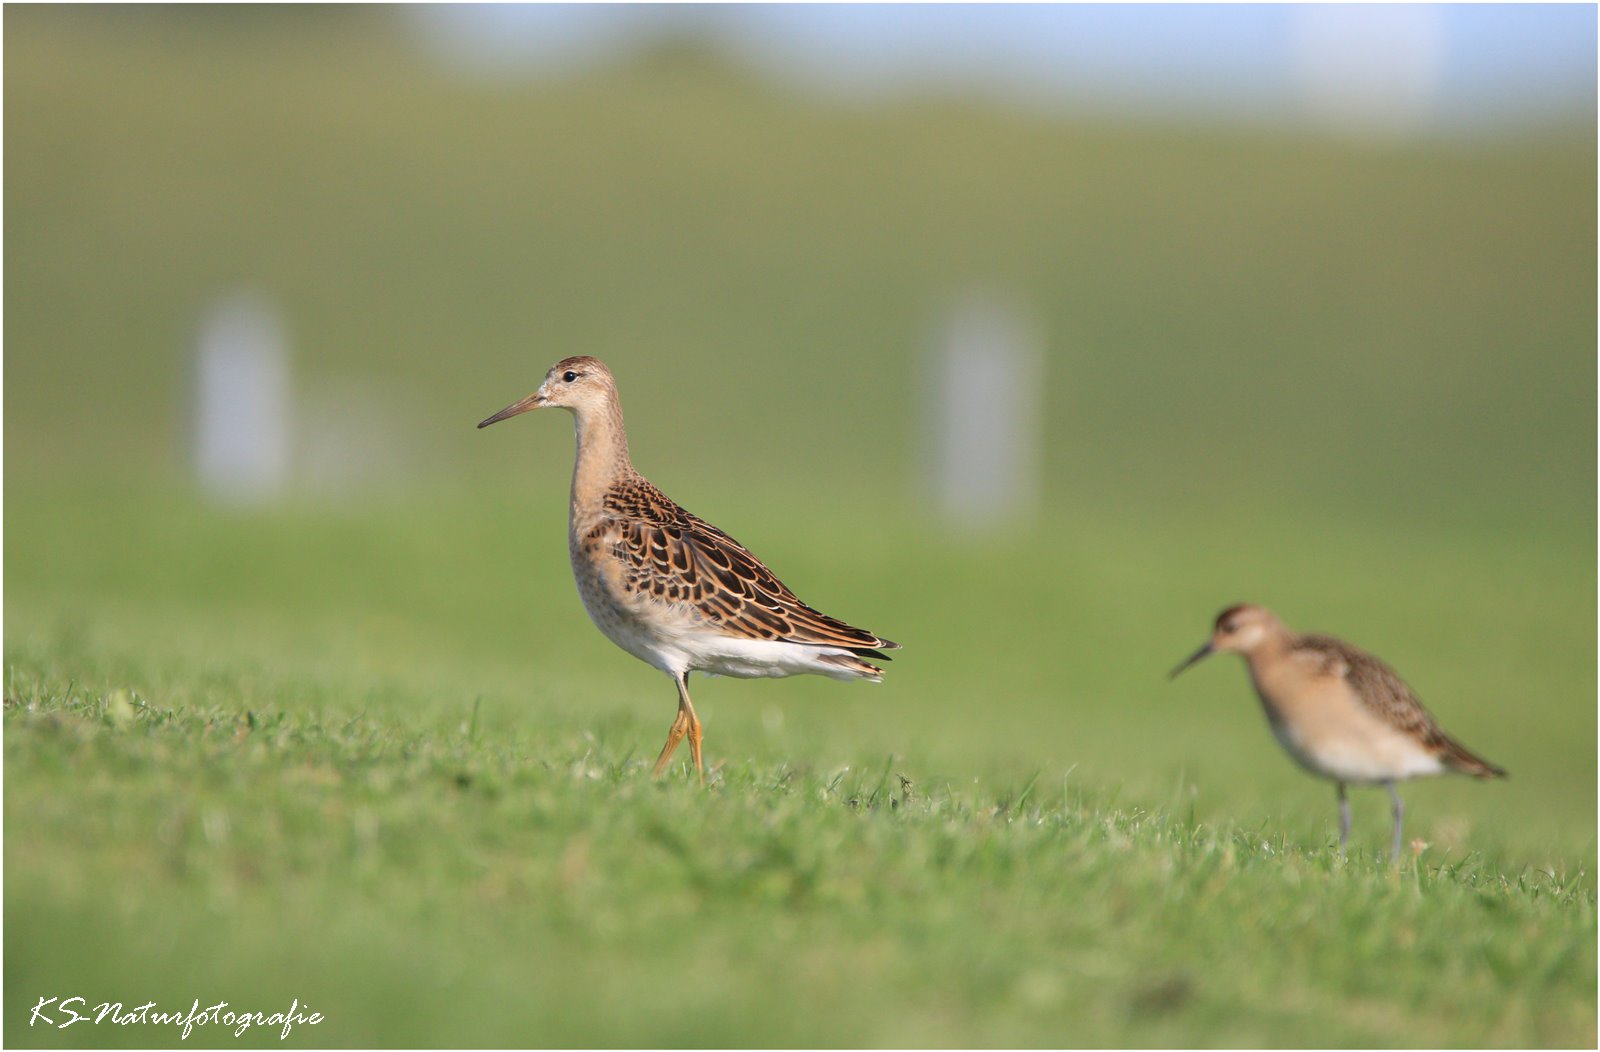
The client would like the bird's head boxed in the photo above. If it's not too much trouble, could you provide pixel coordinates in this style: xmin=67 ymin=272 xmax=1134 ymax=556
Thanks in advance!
xmin=1170 ymin=603 xmax=1282 ymax=678
xmin=478 ymin=356 xmax=618 ymax=428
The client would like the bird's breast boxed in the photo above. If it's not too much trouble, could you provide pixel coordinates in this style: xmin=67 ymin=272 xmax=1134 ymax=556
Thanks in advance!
xmin=569 ymin=521 xmax=637 ymax=619
xmin=1248 ymin=659 xmax=1444 ymax=784
xmin=568 ymin=518 xmax=695 ymax=675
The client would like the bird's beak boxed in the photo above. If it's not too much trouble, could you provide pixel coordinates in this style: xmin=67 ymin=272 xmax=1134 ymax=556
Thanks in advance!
xmin=1169 ymin=641 xmax=1214 ymax=679
xmin=477 ymin=389 xmax=547 ymax=429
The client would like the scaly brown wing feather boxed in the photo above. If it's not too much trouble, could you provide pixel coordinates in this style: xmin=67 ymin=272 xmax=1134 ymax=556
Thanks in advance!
xmin=601 ymin=475 xmax=899 ymax=655
xmin=1292 ymin=634 xmax=1505 ymax=778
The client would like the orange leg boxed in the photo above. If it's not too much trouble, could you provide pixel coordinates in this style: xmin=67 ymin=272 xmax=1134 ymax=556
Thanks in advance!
xmin=651 ymin=707 xmax=691 ymax=777
xmin=652 ymin=673 xmax=705 ymax=784
xmin=686 ymin=708 xmax=704 ymax=783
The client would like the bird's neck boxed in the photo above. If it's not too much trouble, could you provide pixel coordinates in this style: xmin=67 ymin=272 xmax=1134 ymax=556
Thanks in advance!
xmin=1241 ymin=632 xmax=1296 ymax=688
xmin=568 ymin=398 xmax=634 ymax=519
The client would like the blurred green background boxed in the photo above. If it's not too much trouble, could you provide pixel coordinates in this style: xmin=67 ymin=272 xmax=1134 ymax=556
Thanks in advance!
xmin=6 ymin=7 xmax=1594 ymax=1047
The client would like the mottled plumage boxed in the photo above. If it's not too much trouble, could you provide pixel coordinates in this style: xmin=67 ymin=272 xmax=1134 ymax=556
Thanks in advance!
xmin=480 ymin=355 xmax=898 ymax=781
xmin=1173 ymin=604 xmax=1504 ymax=859
xmin=601 ymin=475 xmax=894 ymax=661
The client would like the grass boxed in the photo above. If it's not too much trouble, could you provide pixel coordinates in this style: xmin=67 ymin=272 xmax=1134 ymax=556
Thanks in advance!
xmin=5 ymin=664 xmax=1594 ymax=1048
xmin=5 ymin=486 xmax=1595 ymax=1047
xmin=4 ymin=7 xmax=1596 ymax=1047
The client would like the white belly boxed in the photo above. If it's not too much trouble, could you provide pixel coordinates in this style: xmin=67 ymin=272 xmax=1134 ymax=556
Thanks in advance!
xmin=676 ymin=630 xmax=872 ymax=680
xmin=1268 ymin=715 xmax=1447 ymax=784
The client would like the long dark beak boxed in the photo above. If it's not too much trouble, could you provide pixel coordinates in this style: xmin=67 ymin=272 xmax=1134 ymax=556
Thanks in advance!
xmin=1169 ymin=642 xmax=1214 ymax=679
xmin=477 ymin=391 xmax=546 ymax=429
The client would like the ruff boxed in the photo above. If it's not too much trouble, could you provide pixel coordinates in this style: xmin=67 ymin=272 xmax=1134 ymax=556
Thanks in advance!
xmin=480 ymin=356 xmax=899 ymax=781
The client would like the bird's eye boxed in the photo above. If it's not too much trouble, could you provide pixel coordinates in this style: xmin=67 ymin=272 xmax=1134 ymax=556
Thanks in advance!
xmin=562 ymin=371 xmax=578 ymax=383
xmin=1220 ymin=622 xmax=1235 ymax=634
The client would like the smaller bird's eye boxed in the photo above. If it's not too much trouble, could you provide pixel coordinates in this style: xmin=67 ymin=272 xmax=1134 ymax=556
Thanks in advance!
xmin=1220 ymin=621 xmax=1235 ymax=634
xmin=562 ymin=371 xmax=578 ymax=383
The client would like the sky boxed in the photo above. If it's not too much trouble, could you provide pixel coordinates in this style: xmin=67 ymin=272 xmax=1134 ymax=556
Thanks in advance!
xmin=409 ymin=4 xmax=1597 ymax=137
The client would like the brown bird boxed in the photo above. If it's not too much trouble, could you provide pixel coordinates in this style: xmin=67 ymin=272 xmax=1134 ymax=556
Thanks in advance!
xmin=1171 ymin=603 xmax=1505 ymax=859
xmin=479 ymin=356 xmax=899 ymax=782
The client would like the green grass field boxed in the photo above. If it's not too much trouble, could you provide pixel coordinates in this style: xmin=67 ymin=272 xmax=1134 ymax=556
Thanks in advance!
xmin=5 ymin=9 xmax=1596 ymax=1047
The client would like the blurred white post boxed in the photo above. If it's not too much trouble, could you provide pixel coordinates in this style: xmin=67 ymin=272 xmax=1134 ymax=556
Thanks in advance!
xmin=192 ymin=290 xmax=291 ymax=504
xmin=928 ymin=292 xmax=1043 ymax=530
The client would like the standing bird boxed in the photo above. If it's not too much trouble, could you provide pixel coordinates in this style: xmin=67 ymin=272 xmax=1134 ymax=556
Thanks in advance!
xmin=478 ymin=357 xmax=899 ymax=782
xmin=1170 ymin=604 xmax=1505 ymax=859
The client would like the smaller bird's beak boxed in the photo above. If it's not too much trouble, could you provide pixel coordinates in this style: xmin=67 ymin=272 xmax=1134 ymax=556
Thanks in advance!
xmin=1169 ymin=641 xmax=1214 ymax=680
xmin=477 ymin=390 xmax=547 ymax=429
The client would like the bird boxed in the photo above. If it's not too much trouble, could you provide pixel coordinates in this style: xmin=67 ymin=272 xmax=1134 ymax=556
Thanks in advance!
xmin=1170 ymin=603 xmax=1505 ymax=860
xmin=478 ymin=356 xmax=899 ymax=783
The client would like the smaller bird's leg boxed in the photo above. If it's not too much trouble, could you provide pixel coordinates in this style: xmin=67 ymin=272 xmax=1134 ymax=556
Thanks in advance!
xmin=1336 ymin=782 xmax=1351 ymax=856
xmin=651 ymin=704 xmax=691 ymax=778
xmin=1386 ymin=781 xmax=1405 ymax=862
xmin=676 ymin=673 xmax=705 ymax=785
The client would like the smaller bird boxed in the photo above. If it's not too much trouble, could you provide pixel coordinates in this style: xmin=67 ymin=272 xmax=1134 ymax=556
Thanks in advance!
xmin=1170 ymin=604 xmax=1505 ymax=859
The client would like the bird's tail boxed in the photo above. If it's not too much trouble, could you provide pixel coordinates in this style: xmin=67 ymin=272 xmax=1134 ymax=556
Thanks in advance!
xmin=815 ymin=652 xmax=886 ymax=681
xmin=1438 ymin=736 xmax=1507 ymax=779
